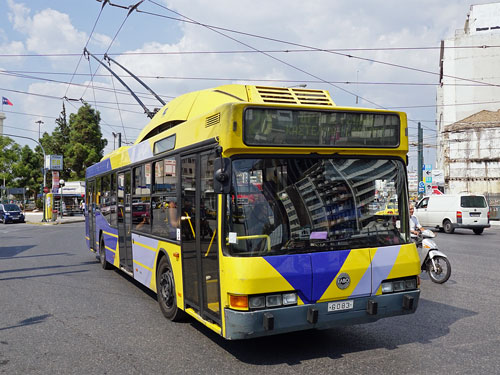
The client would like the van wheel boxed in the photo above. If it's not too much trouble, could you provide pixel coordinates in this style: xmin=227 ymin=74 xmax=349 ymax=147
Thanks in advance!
xmin=473 ymin=228 xmax=484 ymax=235
xmin=443 ymin=220 xmax=454 ymax=234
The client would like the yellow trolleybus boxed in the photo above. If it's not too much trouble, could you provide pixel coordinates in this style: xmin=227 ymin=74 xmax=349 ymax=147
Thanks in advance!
xmin=85 ymin=85 xmax=420 ymax=339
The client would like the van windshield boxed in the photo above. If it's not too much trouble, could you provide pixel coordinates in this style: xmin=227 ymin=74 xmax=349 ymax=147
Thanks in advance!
xmin=461 ymin=196 xmax=487 ymax=208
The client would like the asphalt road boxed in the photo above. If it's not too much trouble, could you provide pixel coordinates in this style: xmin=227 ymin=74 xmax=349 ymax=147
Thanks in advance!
xmin=1 ymin=222 xmax=499 ymax=374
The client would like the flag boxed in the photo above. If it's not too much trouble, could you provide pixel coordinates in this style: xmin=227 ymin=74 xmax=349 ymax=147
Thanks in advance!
xmin=2 ymin=97 xmax=13 ymax=106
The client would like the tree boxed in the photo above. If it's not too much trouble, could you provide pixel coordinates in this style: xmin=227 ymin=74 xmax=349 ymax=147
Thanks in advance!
xmin=66 ymin=103 xmax=107 ymax=179
xmin=0 ymin=136 xmax=21 ymax=197
xmin=12 ymin=145 xmax=43 ymax=199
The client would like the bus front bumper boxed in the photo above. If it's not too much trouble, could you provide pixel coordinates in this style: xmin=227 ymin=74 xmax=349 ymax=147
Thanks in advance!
xmin=224 ymin=290 xmax=420 ymax=340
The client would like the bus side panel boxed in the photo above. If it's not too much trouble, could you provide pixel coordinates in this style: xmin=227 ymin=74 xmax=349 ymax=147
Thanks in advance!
xmin=131 ymin=233 xmax=158 ymax=288
xmin=95 ymin=214 xmax=118 ymax=266
xmin=85 ymin=210 xmax=90 ymax=250
xmin=129 ymin=234 xmax=184 ymax=310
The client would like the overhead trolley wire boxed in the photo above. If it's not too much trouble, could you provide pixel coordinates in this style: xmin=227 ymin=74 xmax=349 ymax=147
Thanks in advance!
xmin=7 ymin=68 xmax=499 ymax=88
xmin=64 ymin=0 xmax=107 ymax=98
xmin=140 ymin=1 xmax=500 ymax=91
xmin=81 ymin=1 xmax=148 ymax=143
xmin=6 ymin=44 xmax=500 ymax=58
xmin=145 ymin=0 xmax=386 ymax=110
xmin=0 ymin=70 xmax=173 ymax=102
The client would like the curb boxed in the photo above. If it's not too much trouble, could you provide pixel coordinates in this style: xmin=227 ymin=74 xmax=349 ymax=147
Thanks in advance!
xmin=26 ymin=219 xmax=85 ymax=225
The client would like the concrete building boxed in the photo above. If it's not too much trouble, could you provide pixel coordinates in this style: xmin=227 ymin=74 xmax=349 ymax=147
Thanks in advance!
xmin=442 ymin=110 xmax=500 ymax=200
xmin=436 ymin=2 xmax=500 ymax=203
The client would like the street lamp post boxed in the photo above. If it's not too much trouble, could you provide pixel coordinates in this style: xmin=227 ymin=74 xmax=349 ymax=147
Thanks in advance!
xmin=3 ymin=133 xmax=47 ymax=222
xmin=36 ymin=120 xmax=44 ymax=141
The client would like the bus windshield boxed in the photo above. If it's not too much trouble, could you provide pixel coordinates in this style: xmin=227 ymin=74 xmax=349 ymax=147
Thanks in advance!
xmin=225 ymin=157 xmax=409 ymax=256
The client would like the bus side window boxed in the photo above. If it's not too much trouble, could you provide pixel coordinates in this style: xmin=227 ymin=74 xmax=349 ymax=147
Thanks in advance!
xmin=152 ymin=158 xmax=178 ymax=240
xmin=133 ymin=164 xmax=151 ymax=233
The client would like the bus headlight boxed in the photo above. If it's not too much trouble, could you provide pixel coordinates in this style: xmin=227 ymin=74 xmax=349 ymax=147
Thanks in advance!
xmin=381 ymin=277 xmax=418 ymax=294
xmin=282 ymin=293 xmax=297 ymax=306
xmin=266 ymin=294 xmax=282 ymax=307
xmin=248 ymin=296 xmax=266 ymax=309
xmin=238 ymin=292 xmax=298 ymax=311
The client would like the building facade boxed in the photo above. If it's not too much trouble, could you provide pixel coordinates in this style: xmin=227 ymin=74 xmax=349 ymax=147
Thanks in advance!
xmin=436 ymin=2 xmax=500 ymax=202
xmin=442 ymin=110 xmax=500 ymax=201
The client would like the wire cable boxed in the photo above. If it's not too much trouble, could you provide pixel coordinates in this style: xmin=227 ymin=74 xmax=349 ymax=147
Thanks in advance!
xmin=64 ymin=1 xmax=107 ymax=98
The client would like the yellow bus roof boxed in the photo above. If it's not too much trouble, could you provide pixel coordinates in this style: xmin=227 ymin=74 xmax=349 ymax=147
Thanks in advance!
xmin=134 ymin=84 xmax=336 ymax=145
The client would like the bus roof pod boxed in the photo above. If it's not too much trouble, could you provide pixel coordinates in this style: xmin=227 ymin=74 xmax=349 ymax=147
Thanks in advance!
xmin=134 ymin=84 xmax=335 ymax=144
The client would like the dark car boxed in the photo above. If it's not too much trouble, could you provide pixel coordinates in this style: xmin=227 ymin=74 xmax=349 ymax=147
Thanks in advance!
xmin=0 ymin=203 xmax=25 ymax=224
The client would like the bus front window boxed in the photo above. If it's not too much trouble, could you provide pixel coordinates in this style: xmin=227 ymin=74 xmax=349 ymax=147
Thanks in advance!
xmin=225 ymin=157 xmax=410 ymax=257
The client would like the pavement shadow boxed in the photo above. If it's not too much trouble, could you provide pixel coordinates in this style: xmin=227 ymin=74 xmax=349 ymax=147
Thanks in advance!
xmin=192 ymin=297 xmax=476 ymax=365
xmin=0 ymin=314 xmax=52 ymax=332
xmin=0 ymin=245 xmax=36 ymax=258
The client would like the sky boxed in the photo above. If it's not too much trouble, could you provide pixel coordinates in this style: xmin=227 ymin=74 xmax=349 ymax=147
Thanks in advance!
xmin=0 ymin=0 xmax=494 ymax=170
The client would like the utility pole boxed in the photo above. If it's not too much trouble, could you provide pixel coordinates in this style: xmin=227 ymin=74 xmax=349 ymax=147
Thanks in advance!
xmin=118 ymin=132 xmax=122 ymax=148
xmin=417 ymin=122 xmax=424 ymax=196
xmin=36 ymin=120 xmax=44 ymax=141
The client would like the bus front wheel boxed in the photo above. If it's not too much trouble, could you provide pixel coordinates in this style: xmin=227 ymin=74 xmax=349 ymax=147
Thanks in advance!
xmin=100 ymin=238 xmax=112 ymax=270
xmin=157 ymin=257 xmax=184 ymax=321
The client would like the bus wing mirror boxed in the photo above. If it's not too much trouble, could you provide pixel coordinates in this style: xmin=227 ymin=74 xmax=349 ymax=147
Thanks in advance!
xmin=214 ymin=157 xmax=231 ymax=194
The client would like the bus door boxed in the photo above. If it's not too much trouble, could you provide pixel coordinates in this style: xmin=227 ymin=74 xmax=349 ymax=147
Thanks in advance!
xmin=117 ymin=171 xmax=133 ymax=273
xmin=87 ymin=179 xmax=96 ymax=251
xmin=181 ymin=152 xmax=221 ymax=324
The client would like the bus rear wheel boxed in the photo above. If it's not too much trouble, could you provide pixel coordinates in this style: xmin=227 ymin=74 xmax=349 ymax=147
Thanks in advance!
xmin=157 ymin=257 xmax=184 ymax=321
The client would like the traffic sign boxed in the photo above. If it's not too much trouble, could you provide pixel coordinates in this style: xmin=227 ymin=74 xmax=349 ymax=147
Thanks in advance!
xmin=43 ymin=186 xmax=49 ymax=193
xmin=418 ymin=181 xmax=425 ymax=188
xmin=418 ymin=186 xmax=425 ymax=193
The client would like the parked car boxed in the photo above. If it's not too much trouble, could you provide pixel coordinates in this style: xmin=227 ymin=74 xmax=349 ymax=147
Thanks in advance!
xmin=0 ymin=203 xmax=25 ymax=224
xmin=414 ymin=194 xmax=490 ymax=234
xmin=375 ymin=203 xmax=399 ymax=216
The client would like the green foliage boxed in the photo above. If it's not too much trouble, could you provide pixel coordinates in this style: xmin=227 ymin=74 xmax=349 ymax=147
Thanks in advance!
xmin=66 ymin=103 xmax=107 ymax=179
xmin=0 ymin=136 xmax=21 ymax=187
xmin=4 ymin=102 xmax=108 ymax=198
xmin=12 ymin=145 xmax=43 ymax=195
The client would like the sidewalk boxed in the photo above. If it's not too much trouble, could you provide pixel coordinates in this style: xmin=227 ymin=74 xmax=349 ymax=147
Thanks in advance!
xmin=24 ymin=211 xmax=85 ymax=225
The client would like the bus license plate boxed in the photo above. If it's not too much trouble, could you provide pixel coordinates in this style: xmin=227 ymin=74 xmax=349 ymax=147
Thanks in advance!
xmin=328 ymin=300 xmax=354 ymax=312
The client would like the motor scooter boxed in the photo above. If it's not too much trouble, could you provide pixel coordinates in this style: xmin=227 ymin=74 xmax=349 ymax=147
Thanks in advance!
xmin=415 ymin=229 xmax=451 ymax=284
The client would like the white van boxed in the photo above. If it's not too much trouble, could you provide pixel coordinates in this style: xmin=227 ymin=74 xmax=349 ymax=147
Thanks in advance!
xmin=414 ymin=194 xmax=490 ymax=235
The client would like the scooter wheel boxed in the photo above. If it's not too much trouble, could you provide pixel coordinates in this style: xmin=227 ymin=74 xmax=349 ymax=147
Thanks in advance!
xmin=426 ymin=256 xmax=451 ymax=284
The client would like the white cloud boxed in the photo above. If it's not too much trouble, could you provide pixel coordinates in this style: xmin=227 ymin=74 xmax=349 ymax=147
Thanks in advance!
xmin=91 ymin=33 xmax=114 ymax=49
xmin=7 ymin=0 xmax=31 ymax=33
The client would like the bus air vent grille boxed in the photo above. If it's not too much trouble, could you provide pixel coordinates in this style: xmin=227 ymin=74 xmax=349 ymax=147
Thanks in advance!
xmin=255 ymin=86 xmax=334 ymax=106
xmin=205 ymin=113 xmax=221 ymax=127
